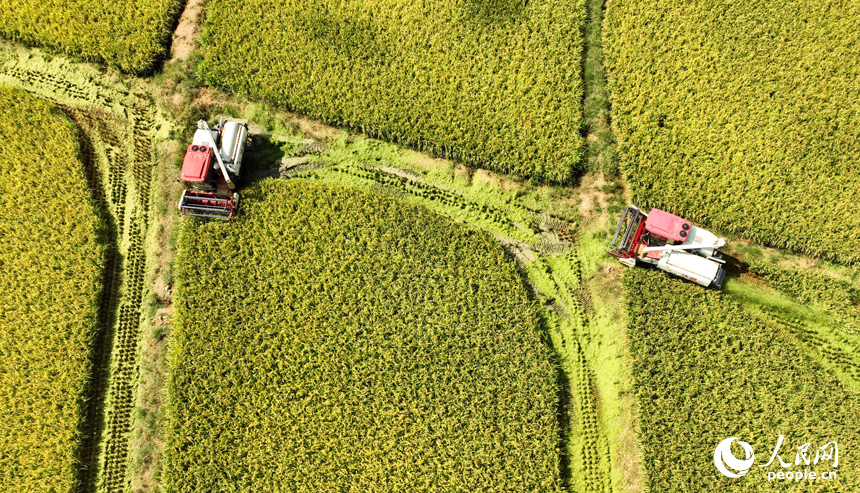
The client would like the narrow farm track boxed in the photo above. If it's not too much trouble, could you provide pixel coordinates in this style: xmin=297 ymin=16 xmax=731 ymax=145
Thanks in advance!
xmin=521 ymin=252 xmax=612 ymax=493
xmin=168 ymin=0 xmax=205 ymax=61
xmin=0 ymin=49 xmax=155 ymax=493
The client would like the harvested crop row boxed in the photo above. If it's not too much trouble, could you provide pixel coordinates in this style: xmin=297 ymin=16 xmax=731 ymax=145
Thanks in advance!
xmin=167 ymin=181 xmax=563 ymax=492
xmin=0 ymin=49 xmax=157 ymax=492
xmin=200 ymin=0 xmax=585 ymax=182
xmin=522 ymin=252 xmax=612 ymax=493
xmin=0 ymin=86 xmax=104 ymax=493
xmin=747 ymin=261 xmax=860 ymax=333
xmin=604 ymin=0 xmax=860 ymax=264
xmin=623 ymin=269 xmax=860 ymax=490
xmin=730 ymin=259 xmax=860 ymax=392
xmin=0 ymin=0 xmax=183 ymax=73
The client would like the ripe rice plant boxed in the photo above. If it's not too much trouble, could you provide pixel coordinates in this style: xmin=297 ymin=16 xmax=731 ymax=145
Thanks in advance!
xmin=0 ymin=86 xmax=104 ymax=492
xmin=604 ymin=0 xmax=860 ymax=264
xmin=0 ymin=0 xmax=182 ymax=73
xmin=167 ymin=181 xmax=563 ymax=492
xmin=748 ymin=261 xmax=860 ymax=329
xmin=623 ymin=269 xmax=860 ymax=491
xmin=199 ymin=0 xmax=585 ymax=182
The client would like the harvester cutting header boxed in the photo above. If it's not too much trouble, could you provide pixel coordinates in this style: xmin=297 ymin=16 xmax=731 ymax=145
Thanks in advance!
xmin=607 ymin=205 xmax=727 ymax=289
xmin=178 ymin=117 xmax=250 ymax=219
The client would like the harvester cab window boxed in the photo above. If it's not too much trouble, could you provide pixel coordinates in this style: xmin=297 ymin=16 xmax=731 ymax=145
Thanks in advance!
xmin=649 ymin=234 xmax=668 ymax=246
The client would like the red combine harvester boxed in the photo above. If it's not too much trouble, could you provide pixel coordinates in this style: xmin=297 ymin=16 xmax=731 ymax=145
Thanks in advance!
xmin=178 ymin=117 xmax=250 ymax=219
xmin=607 ymin=205 xmax=727 ymax=288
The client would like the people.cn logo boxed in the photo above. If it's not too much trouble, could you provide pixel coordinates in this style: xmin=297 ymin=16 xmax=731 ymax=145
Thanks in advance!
xmin=714 ymin=437 xmax=755 ymax=478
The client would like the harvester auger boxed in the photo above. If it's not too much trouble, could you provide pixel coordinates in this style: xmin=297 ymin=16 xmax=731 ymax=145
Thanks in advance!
xmin=607 ymin=205 xmax=727 ymax=289
xmin=178 ymin=117 xmax=250 ymax=220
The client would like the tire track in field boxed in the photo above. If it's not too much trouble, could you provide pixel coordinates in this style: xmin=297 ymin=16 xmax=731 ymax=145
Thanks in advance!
xmin=291 ymin=158 xmax=608 ymax=492
xmin=0 ymin=50 xmax=154 ymax=493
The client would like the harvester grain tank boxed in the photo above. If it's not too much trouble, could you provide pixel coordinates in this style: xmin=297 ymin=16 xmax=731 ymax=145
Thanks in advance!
xmin=607 ymin=205 xmax=727 ymax=288
xmin=178 ymin=117 xmax=250 ymax=219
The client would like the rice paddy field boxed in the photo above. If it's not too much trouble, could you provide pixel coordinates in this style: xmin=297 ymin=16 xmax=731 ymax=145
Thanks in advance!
xmin=0 ymin=86 xmax=104 ymax=492
xmin=167 ymin=180 xmax=563 ymax=492
xmin=604 ymin=0 xmax=860 ymax=264
xmin=0 ymin=48 xmax=160 ymax=492
xmin=0 ymin=0 xmax=858 ymax=491
xmin=198 ymin=0 xmax=586 ymax=182
xmin=624 ymin=268 xmax=860 ymax=490
xmin=0 ymin=0 xmax=182 ymax=72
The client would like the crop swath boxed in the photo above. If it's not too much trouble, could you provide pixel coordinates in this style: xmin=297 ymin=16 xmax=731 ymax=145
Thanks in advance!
xmin=729 ymin=259 xmax=860 ymax=393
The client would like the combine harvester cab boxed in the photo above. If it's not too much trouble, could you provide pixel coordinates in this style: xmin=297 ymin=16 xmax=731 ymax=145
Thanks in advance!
xmin=178 ymin=118 xmax=249 ymax=220
xmin=607 ymin=205 xmax=727 ymax=288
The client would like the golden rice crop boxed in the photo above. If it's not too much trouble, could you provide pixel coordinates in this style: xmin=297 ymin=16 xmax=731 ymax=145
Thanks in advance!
xmin=0 ymin=86 xmax=104 ymax=492
xmin=623 ymin=269 xmax=860 ymax=490
xmin=604 ymin=0 xmax=860 ymax=264
xmin=200 ymin=0 xmax=585 ymax=182
xmin=1 ymin=0 xmax=182 ymax=73
xmin=166 ymin=180 xmax=563 ymax=492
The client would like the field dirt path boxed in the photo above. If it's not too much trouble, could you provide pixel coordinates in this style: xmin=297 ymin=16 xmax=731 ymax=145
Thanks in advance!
xmin=169 ymin=0 xmax=205 ymax=61
xmin=123 ymin=2 xmax=209 ymax=489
